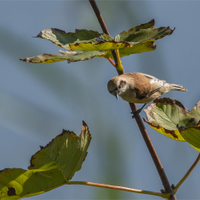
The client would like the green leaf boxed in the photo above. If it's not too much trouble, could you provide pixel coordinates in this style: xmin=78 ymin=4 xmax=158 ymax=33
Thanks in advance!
xmin=190 ymin=101 xmax=200 ymax=120
xmin=37 ymin=28 xmax=113 ymax=50
xmin=178 ymin=127 xmax=200 ymax=151
xmin=114 ymin=19 xmax=155 ymax=42
xmin=143 ymin=118 xmax=185 ymax=141
xmin=115 ymin=25 xmax=174 ymax=43
xmin=69 ymin=41 xmax=129 ymax=51
xmin=144 ymin=98 xmax=199 ymax=141
xmin=114 ymin=19 xmax=174 ymax=57
xmin=144 ymin=98 xmax=200 ymax=151
xmin=20 ymin=53 xmax=70 ymax=63
xmin=118 ymin=40 xmax=156 ymax=57
xmin=20 ymin=19 xmax=174 ymax=64
xmin=20 ymin=50 xmax=106 ymax=64
xmin=0 ymin=121 xmax=91 ymax=199
xmin=60 ymin=50 xmax=106 ymax=63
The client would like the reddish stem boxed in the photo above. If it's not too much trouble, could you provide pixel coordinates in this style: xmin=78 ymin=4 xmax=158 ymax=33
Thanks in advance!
xmin=108 ymin=58 xmax=115 ymax=67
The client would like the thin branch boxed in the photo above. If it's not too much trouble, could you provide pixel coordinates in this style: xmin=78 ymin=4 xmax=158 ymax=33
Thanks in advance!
xmin=89 ymin=0 xmax=110 ymax=35
xmin=67 ymin=181 xmax=170 ymax=199
xmin=129 ymin=103 xmax=176 ymax=200
xmin=89 ymin=0 xmax=124 ymax=75
xmin=89 ymin=1 xmax=177 ymax=200
xmin=174 ymin=153 xmax=200 ymax=193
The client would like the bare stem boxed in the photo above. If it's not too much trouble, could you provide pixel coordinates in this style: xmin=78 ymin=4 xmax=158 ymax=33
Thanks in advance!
xmin=129 ymin=103 xmax=176 ymax=200
xmin=89 ymin=0 xmax=124 ymax=75
xmin=89 ymin=1 xmax=176 ymax=199
xmin=174 ymin=153 xmax=200 ymax=193
xmin=67 ymin=181 xmax=170 ymax=199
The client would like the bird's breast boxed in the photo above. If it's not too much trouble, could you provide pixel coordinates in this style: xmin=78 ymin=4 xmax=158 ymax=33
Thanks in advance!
xmin=119 ymin=88 xmax=159 ymax=104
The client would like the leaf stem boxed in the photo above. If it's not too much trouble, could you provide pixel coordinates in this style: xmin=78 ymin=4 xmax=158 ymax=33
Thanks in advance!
xmin=108 ymin=58 xmax=115 ymax=67
xmin=89 ymin=1 xmax=176 ymax=199
xmin=67 ymin=181 xmax=170 ymax=199
xmin=174 ymin=153 xmax=200 ymax=193
xmin=115 ymin=49 xmax=123 ymax=71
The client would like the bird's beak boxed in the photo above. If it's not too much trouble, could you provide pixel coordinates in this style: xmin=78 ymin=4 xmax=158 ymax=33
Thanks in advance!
xmin=114 ymin=91 xmax=119 ymax=100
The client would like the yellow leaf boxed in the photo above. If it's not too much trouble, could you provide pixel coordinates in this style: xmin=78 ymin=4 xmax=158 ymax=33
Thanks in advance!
xmin=69 ymin=41 xmax=130 ymax=51
xmin=144 ymin=118 xmax=185 ymax=141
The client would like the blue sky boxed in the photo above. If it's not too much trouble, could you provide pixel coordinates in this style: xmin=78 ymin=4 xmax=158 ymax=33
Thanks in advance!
xmin=0 ymin=1 xmax=200 ymax=199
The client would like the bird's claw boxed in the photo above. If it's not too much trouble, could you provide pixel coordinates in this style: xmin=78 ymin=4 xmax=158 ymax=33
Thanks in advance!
xmin=131 ymin=103 xmax=146 ymax=118
xmin=131 ymin=109 xmax=142 ymax=118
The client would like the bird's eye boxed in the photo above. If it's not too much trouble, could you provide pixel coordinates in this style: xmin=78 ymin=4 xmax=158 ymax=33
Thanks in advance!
xmin=118 ymin=85 xmax=121 ymax=89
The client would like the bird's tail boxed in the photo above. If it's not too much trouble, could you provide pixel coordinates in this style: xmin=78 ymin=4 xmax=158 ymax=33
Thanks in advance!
xmin=170 ymin=83 xmax=187 ymax=92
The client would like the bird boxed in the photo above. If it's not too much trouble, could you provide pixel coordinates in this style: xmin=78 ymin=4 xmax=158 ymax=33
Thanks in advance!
xmin=107 ymin=72 xmax=187 ymax=118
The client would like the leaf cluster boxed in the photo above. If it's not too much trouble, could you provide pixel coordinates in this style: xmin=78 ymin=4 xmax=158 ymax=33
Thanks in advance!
xmin=144 ymin=98 xmax=200 ymax=151
xmin=20 ymin=20 xmax=174 ymax=64
xmin=0 ymin=122 xmax=91 ymax=199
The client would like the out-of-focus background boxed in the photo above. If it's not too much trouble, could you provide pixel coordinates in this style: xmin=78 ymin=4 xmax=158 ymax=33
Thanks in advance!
xmin=0 ymin=1 xmax=200 ymax=199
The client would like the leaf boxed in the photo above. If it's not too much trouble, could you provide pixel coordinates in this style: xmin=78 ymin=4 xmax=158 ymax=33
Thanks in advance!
xmin=20 ymin=53 xmax=70 ymax=63
xmin=118 ymin=40 xmax=156 ymax=57
xmin=37 ymin=28 xmax=114 ymax=50
xmin=37 ymin=28 xmax=130 ymax=52
xmin=114 ymin=19 xmax=174 ymax=43
xmin=114 ymin=20 xmax=174 ymax=58
xmin=190 ymin=101 xmax=200 ymax=120
xmin=0 ymin=168 xmax=65 ymax=199
xmin=178 ymin=127 xmax=200 ymax=152
xmin=143 ymin=118 xmax=185 ymax=141
xmin=20 ymin=19 xmax=174 ymax=64
xmin=114 ymin=19 xmax=155 ymax=42
xmin=0 ymin=121 xmax=91 ymax=199
xmin=144 ymin=98 xmax=200 ymax=151
xmin=60 ymin=50 xmax=106 ymax=63
xmin=69 ymin=41 xmax=130 ymax=51
xmin=20 ymin=50 xmax=106 ymax=64
xmin=144 ymin=98 xmax=199 ymax=141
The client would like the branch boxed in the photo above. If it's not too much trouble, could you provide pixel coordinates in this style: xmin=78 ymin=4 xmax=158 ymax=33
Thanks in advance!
xmin=89 ymin=1 xmax=176 ymax=200
xmin=89 ymin=0 xmax=124 ymax=75
xmin=67 ymin=181 xmax=170 ymax=199
xmin=174 ymin=153 xmax=200 ymax=193
xmin=129 ymin=104 xmax=176 ymax=200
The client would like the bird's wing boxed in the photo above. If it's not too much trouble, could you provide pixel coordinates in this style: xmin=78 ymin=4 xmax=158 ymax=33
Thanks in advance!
xmin=140 ymin=73 xmax=166 ymax=97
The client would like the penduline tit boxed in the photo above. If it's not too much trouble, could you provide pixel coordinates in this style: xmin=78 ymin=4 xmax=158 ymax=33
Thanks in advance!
xmin=107 ymin=72 xmax=187 ymax=118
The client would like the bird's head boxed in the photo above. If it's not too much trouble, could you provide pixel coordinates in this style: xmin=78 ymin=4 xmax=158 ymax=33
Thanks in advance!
xmin=107 ymin=76 xmax=127 ymax=100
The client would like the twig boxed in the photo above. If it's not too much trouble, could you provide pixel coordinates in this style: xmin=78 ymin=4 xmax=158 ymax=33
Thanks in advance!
xmin=129 ymin=104 xmax=176 ymax=200
xmin=67 ymin=181 xmax=170 ymax=199
xmin=89 ymin=1 xmax=177 ymax=200
xmin=89 ymin=0 xmax=124 ymax=75
xmin=174 ymin=153 xmax=200 ymax=193
xmin=89 ymin=0 xmax=110 ymax=35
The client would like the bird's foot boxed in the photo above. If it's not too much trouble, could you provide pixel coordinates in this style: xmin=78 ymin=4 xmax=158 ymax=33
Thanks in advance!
xmin=131 ymin=103 xmax=146 ymax=118
xmin=131 ymin=109 xmax=143 ymax=118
